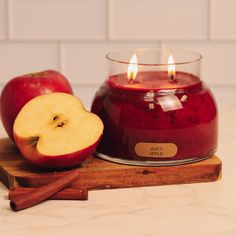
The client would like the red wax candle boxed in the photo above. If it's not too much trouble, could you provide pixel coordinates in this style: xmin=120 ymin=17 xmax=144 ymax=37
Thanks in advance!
xmin=91 ymin=49 xmax=218 ymax=166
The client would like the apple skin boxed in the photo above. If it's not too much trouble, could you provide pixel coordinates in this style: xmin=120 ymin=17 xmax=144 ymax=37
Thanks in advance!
xmin=0 ymin=70 xmax=73 ymax=140
xmin=13 ymin=134 xmax=102 ymax=169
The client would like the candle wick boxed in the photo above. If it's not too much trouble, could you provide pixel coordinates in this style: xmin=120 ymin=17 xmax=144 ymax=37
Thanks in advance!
xmin=129 ymin=71 xmax=134 ymax=84
xmin=170 ymin=74 xmax=177 ymax=84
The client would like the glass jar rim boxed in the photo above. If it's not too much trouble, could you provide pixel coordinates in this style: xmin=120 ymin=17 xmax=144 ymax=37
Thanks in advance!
xmin=106 ymin=48 xmax=202 ymax=66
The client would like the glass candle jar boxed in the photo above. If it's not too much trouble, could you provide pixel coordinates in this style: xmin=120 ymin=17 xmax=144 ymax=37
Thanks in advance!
xmin=91 ymin=48 xmax=218 ymax=166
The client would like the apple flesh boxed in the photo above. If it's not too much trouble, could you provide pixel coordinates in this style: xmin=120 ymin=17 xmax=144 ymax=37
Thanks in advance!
xmin=13 ymin=93 xmax=104 ymax=168
xmin=0 ymin=70 xmax=73 ymax=140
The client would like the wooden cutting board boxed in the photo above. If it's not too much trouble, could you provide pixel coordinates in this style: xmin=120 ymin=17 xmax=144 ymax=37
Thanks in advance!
xmin=0 ymin=138 xmax=222 ymax=190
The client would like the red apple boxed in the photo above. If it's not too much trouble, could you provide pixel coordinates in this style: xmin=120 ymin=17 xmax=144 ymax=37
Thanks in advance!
xmin=13 ymin=92 xmax=104 ymax=168
xmin=0 ymin=70 xmax=73 ymax=140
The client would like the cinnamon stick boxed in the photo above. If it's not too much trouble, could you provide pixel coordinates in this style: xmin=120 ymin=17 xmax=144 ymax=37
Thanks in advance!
xmin=10 ymin=169 xmax=81 ymax=211
xmin=9 ymin=187 xmax=88 ymax=200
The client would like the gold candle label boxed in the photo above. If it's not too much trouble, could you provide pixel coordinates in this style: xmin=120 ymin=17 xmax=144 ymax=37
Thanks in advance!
xmin=135 ymin=142 xmax=178 ymax=158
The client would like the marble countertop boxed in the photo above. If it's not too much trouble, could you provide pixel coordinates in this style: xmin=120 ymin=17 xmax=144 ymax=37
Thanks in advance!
xmin=0 ymin=86 xmax=236 ymax=236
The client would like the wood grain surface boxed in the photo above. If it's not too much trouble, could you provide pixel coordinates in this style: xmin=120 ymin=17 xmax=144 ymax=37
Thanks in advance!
xmin=0 ymin=138 xmax=222 ymax=190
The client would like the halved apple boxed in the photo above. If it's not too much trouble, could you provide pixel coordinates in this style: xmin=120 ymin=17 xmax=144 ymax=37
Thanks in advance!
xmin=13 ymin=92 xmax=104 ymax=168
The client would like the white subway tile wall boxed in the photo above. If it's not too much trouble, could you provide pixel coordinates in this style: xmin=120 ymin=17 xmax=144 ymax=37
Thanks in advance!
xmin=109 ymin=0 xmax=208 ymax=40
xmin=0 ymin=43 xmax=59 ymax=82
xmin=9 ymin=0 xmax=107 ymax=40
xmin=210 ymin=0 xmax=236 ymax=40
xmin=0 ymin=0 xmax=234 ymax=86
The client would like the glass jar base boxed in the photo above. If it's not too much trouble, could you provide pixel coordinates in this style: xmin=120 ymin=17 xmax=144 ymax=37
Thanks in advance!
xmin=95 ymin=152 xmax=214 ymax=167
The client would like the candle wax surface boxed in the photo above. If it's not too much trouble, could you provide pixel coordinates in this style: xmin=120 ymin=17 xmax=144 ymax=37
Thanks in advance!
xmin=91 ymin=71 xmax=217 ymax=162
xmin=109 ymin=71 xmax=200 ymax=90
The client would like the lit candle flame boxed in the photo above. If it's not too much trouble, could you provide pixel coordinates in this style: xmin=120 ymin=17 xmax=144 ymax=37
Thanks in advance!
xmin=168 ymin=54 xmax=176 ymax=80
xmin=127 ymin=54 xmax=138 ymax=82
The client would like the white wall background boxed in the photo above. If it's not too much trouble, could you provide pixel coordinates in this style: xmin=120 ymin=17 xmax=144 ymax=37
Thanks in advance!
xmin=0 ymin=0 xmax=235 ymax=87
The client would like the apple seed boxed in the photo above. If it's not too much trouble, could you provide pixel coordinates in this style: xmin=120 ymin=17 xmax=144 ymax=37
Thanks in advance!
xmin=57 ymin=120 xmax=68 ymax=128
xmin=50 ymin=115 xmax=68 ymax=128
xmin=53 ymin=115 xmax=59 ymax=121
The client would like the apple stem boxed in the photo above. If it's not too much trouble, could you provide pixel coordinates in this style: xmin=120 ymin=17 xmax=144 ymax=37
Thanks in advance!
xmin=30 ymin=136 xmax=39 ymax=147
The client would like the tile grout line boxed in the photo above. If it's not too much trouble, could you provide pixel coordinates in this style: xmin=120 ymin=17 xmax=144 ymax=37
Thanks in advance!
xmin=5 ymin=0 xmax=10 ymax=40
xmin=2 ymin=38 xmax=236 ymax=44
xmin=58 ymin=42 xmax=64 ymax=73
xmin=105 ymin=0 xmax=110 ymax=42
xmin=159 ymin=41 xmax=163 ymax=48
xmin=207 ymin=0 xmax=212 ymax=41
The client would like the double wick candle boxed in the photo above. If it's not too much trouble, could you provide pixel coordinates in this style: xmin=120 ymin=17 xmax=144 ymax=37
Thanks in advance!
xmin=91 ymin=48 xmax=218 ymax=166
